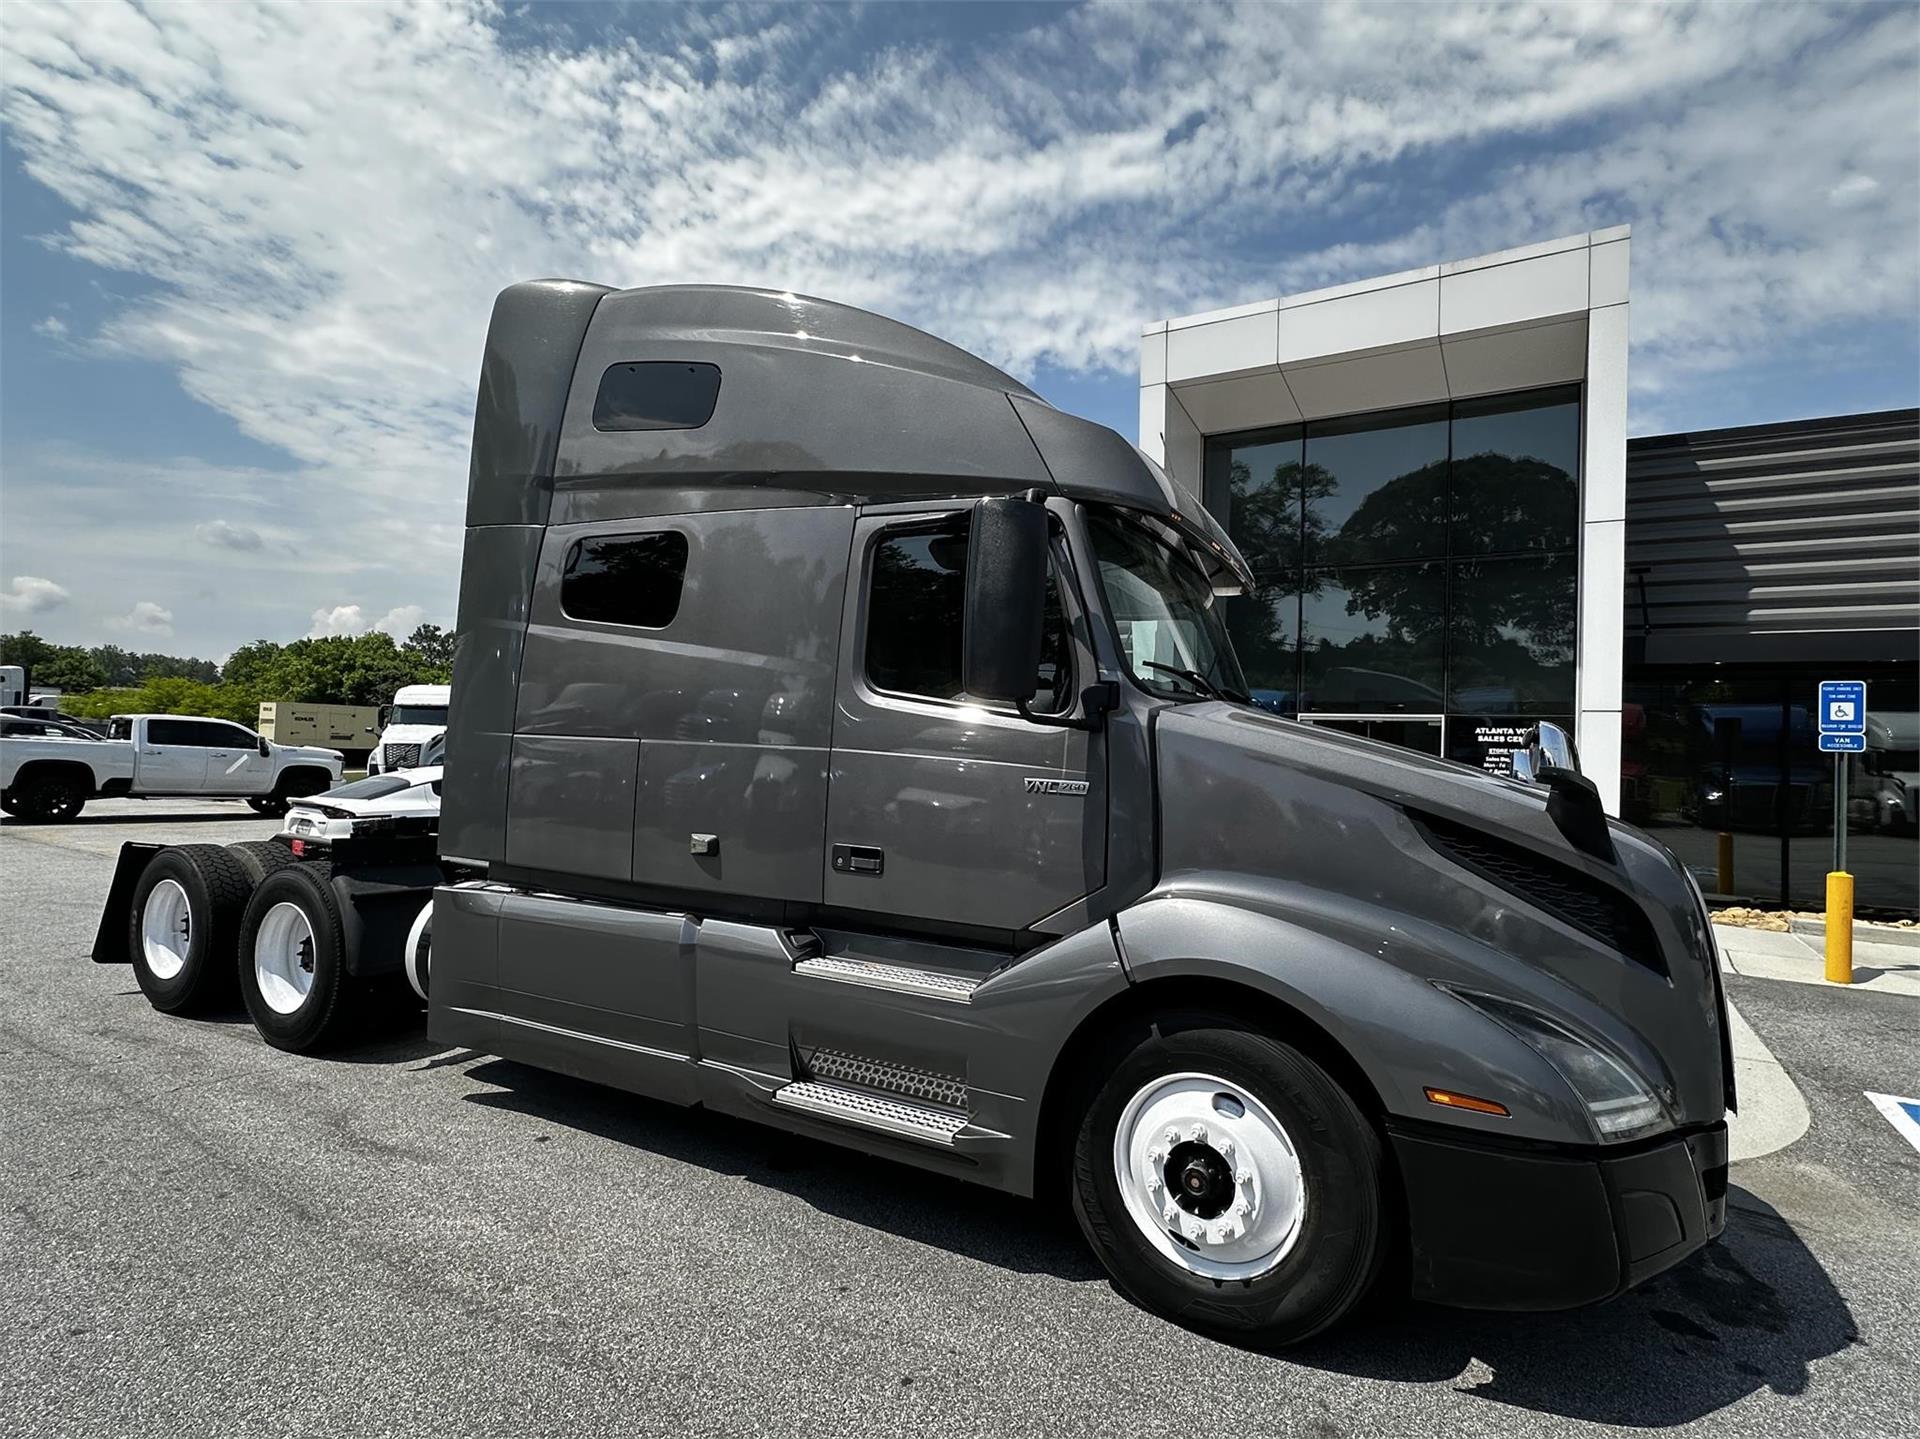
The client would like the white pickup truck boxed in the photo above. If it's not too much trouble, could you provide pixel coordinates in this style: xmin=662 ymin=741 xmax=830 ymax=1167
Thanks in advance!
xmin=0 ymin=712 xmax=343 ymax=821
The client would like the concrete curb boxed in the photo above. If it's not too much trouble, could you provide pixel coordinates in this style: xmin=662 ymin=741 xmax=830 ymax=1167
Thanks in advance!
xmin=1724 ymin=1000 xmax=1812 ymax=1163
xmin=1788 ymin=916 xmax=1920 ymax=950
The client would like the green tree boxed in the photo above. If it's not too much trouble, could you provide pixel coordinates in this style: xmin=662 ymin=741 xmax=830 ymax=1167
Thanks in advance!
xmin=35 ymin=648 xmax=109 ymax=693
xmin=0 ymin=630 xmax=56 ymax=675
xmin=87 ymin=645 xmax=138 ymax=687
xmin=402 ymin=623 xmax=454 ymax=675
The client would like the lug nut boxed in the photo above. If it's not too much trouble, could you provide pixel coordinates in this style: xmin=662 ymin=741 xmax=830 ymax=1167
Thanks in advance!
xmin=1189 ymin=1124 xmax=1207 ymax=1143
xmin=1147 ymin=1146 xmax=1165 ymax=1165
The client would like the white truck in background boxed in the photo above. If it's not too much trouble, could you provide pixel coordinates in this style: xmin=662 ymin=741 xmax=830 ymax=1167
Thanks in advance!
xmin=366 ymin=683 xmax=449 ymax=774
xmin=1 ymin=713 xmax=343 ymax=821
xmin=0 ymin=666 xmax=27 ymax=708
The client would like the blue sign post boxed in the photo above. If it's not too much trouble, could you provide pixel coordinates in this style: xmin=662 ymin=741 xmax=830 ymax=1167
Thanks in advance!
xmin=1817 ymin=680 xmax=1866 ymax=983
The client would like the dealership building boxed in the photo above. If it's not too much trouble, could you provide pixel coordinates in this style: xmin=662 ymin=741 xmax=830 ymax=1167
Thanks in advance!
xmin=1138 ymin=228 xmax=1919 ymax=915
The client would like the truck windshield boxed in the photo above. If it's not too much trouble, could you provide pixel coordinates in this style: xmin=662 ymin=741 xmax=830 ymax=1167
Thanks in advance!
xmin=1088 ymin=511 xmax=1248 ymax=702
xmin=389 ymin=706 xmax=447 ymax=726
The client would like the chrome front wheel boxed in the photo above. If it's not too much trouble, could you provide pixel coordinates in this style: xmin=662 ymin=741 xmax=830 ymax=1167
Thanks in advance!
xmin=1111 ymin=1071 xmax=1307 ymax=1282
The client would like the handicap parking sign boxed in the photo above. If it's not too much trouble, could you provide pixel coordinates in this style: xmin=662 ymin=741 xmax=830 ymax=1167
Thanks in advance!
xmin=1818 ymin=679 xmax=1865 ymax=735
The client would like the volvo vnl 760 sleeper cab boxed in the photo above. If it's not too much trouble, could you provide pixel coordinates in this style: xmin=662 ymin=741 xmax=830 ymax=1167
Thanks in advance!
xmin=421 ymin=280 xmax=1733 ymax=1344
xmin=92 ymin=281 xmax=1732 ymax=1344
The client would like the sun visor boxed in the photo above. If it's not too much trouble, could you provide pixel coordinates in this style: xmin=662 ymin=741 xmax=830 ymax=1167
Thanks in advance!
xmin=1010 ymin=394 xmax=1254 ymax=592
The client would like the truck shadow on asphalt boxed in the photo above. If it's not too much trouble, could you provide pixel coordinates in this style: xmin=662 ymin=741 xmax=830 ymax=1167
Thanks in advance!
xmin=459 ymin=1058 xmax=1859 ymax=1425
xmin=1284 ymin=1188 xmax=1862 ymax=1427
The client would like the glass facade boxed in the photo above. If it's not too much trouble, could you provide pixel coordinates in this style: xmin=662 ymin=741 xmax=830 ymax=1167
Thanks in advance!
xmin=1203 ymin=385 xmax=1580 ymax=769
xmin=1622 ymin=666 xmax=1918 ymax=917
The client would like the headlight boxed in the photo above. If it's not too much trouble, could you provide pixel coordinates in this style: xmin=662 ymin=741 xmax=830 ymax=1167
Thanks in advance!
xmin=1440 ymin=986 xmax=1671 ymax=1143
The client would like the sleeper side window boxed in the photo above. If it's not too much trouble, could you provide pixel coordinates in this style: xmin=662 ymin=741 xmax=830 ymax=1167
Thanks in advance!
xmin=562 ymin=531 xmax=690 ymax=629
xmin=865 ymin=523 xmax=1071 ymax=713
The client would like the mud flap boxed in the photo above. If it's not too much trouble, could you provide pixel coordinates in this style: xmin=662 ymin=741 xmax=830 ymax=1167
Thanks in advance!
xmin=92 ymin=842 xmax=164 ymax=963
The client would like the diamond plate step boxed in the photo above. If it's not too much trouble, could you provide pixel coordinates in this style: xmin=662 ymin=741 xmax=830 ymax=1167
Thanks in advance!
xmin=793 ymin=955 xmax=981 ymax=1003
xmin=772 ymin=1080 xmax=969 ymax=1146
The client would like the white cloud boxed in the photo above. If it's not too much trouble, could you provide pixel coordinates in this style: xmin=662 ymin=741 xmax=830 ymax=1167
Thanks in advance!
xmin=33 ymin=315 xmax=68 ymax=339
xmin=373 ymin=604 xmax=426 ymax=639
xmin=0 ymin=575 xmax=71 ymax=615
xmin=308 ymin=603 xmax=369 ymax=638
xmin=111 ymin=600 xmax=175 ymax=636
xmin=0 ymin=0 xmax=1914 ymax=656
xmin=308 ymin=601 xmax=430 ymax=640
xmin=195 ymin=518 xmax=264 ymax=551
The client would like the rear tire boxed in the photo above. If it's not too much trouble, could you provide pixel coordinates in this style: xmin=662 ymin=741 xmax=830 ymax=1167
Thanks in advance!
xmin=238 ymin=862 xmax=356 ymax=1053
xmin=9 ymin=771 xmax=87 ymax=821
xmin=1070 ymin=1013 xmax=1386 ymax=1347
xmin=226 ymin=839 xmax=301 ymax=885
xmin=127 ymin=845 xmax=254 ymax=1014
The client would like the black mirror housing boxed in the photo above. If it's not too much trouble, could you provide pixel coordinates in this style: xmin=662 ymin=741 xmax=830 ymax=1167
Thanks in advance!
xmin=258 ymin=736 xmax=271 ymax=757
xmin=961 ymin=495 xmax=1049 ymax=703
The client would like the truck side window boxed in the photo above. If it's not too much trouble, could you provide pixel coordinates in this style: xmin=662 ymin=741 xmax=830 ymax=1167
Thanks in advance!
xmin=562 ymin=531 xmax=690 ymax=628
xmin=592 ymin=361 xmax=722 ymax=432
xmin=866 ymin=524 xmax=1071 ymax=712
xmin=146 ymin=719 xmax=198 ymax=746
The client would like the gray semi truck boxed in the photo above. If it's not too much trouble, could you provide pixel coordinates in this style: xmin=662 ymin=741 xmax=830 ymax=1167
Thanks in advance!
xmin=99 ymin=280 xmax=1732 ymax=1345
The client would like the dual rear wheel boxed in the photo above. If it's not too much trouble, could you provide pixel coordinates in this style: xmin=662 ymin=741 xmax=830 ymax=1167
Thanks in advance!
xmin=126 ymin=842 xmax=371 ymax=1052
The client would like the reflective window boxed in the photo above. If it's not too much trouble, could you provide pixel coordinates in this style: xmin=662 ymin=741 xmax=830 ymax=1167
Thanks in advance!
xmin=1448 ymin=554 xmax=1577 ymax=714
xmin=1225 ymin=581 xmax=1300 ymax=714
xmin=1207 ymin=430 xmax=1303 ymax=576
xmin=1451 ymin=389 xmax=1579 ymax=553
xmin=1305 ymin=407 xmax=1449 ymax=566
xmin=1300 ymin=564 xmax=1446 ymax=713
xmin=592 ymin=362 xmax=722 ymax=432
xmin=1205 ymin=387 xmax=1583 ymax=757
xmin=865 ymin=525 xmax=1070 ymax=711
xmin=562 ymin=531 xmax=689 ymax=629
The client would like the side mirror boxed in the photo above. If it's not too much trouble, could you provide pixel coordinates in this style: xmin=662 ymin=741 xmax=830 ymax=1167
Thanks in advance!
xmin=377 ymin=705 xmax=392 ymax=729
xmin=1513 ymin=720 xmax=1579 ymax=780
xmin=961 ymin=495 xmax=1049 ymax=703
xmin=258 ymin=736 xmax=271 ymax=758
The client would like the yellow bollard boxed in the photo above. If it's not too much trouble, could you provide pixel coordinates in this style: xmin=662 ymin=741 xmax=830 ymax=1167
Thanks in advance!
xmin=1717 ymin=832 xmax=1734 ymax=896
xmin=1825 ymin=871 xmax=1854 ymax=984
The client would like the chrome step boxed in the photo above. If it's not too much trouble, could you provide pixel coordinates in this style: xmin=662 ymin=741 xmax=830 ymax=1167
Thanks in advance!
xmin=772 ymin=1080 xmax=968 ymax=1146
xmin=793 ymin=955 xmax=981 ymax=1003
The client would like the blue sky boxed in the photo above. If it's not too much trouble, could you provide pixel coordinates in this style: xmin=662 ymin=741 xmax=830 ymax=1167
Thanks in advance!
xmin=2 ymin=0 xmax=1915 ymax=660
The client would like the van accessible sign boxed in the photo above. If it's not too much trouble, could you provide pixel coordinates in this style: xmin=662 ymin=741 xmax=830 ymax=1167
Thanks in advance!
xmin=1818 ymin=680 xmax=1866 ymax=754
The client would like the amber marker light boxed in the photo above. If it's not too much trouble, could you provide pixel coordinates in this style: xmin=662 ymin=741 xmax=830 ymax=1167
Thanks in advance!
xmin=1423 ymin=1087 xmax=1511 ymax=1117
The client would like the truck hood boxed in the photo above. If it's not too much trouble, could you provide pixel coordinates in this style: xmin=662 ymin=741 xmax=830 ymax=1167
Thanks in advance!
xmin=380 ymin=726 xmax=445 ymax=745
xmin=1151 ymin=703 xmax=1731 ymax=1128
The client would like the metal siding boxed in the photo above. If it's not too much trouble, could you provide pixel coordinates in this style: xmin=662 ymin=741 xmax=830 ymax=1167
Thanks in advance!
xmin=1625 ymin=410 xmax=1919 ymax=663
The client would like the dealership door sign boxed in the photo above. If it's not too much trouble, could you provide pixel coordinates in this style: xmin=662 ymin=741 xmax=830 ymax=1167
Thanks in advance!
xmin=1470 ymin=722 xmax=1531 ymax=776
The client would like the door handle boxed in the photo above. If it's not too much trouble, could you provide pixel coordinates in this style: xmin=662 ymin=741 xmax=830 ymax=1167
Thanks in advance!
xmin=831 ymin=844 xmax=884 ymax=876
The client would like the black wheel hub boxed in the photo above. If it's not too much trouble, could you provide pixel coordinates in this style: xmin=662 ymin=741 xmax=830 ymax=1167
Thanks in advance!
xmin=1164 ymin=1140 xmax=1234 ymax=1219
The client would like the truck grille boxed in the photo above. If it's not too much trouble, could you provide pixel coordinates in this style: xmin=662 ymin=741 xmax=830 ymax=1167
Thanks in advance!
xmin=383 ymin=743 xmax=422 ymax=770
xmin=1410 ymin=811 xmax=1667 ymax=977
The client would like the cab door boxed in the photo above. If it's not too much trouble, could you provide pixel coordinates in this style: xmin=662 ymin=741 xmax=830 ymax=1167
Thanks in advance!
xmin=822 ymin=504 xmax=1105 ymax=935
xmin=136 ymin=719 xmax=209 ymax=792
xmin=200 ymin=720 xmax=272 ymax=793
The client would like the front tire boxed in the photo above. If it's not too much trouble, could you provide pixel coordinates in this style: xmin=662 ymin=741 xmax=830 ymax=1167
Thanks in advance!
xmin=1071 ymin=1014 xmax=1386 ymax=1346
xmin=127 ymin=845 xmax=254 ymax=1013
xmin=238 ymin=862 xmax=355 ymax=1053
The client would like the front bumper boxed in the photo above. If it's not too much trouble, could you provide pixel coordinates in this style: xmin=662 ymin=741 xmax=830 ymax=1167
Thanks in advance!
xmin=1390 ymin=1119 xmax=1727 ymax=1310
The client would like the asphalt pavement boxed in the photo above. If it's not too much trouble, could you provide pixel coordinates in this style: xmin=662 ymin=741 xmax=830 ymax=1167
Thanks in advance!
xmin=3 ymin=800 xmax=1917 ymax=1438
